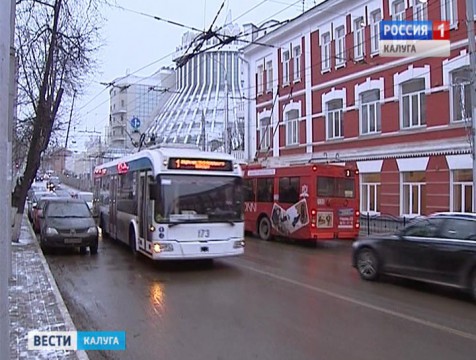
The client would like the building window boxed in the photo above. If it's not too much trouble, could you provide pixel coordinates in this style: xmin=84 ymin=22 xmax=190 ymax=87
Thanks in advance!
xmin=326 ymin=99 xmax=344 ymax=139
xmin=321 ymin=32 xmax=331 ymax=71
xmin=354 ymin=18 xmax=365 ymax=60
xmin=361 ymin=173 xmax=381 ymax=214
xmin=413 ymin=0 xmax=427 ymax=20
xmin=452 ymin=169 xmax=473 ymax=212
xmin=360 ymin=89 xmax=381 ymax=134
xmin=266 ymin=61 xmax=273 ymax=92
xmin=370 ymin=10 xmax=381 ymax=54
xmin=293 ymin=46 xmax=301 ymax=81
xmin=335 ymin=26 xmax=345 ymax=66
xmin=285 ymin=109 xmax=299 ymax=145
xmin=401 ymin=171 xmax=426 ymax=216
xmin=282 ymin=50 xmax=290 ymax=85
xmin=393 ymin=0 xmax=405 ymax=20
xmin=451 ymin=67 xmax=472 ymax=122
xmin=441 ymin=0 xmax=457 ymax=25
xmin=259 ymin=116 xmax=271 ymax=150
xmin=401 ymin=78 xmax=426 ymax=128
xmin=257 ymin=64 xmax=264 ymax=94
xmin=121 ymin=99 xmax=125 ymax=107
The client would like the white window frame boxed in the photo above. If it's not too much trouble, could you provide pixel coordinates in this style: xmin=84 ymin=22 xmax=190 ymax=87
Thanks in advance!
xmin=285 ymin=109 xmax=299 ymax=145
xmin=361 ymin=174 xmax=381 ymax=215
xmin=413 ymin=0 xmax=427 ymax=20
xmin=370 ymin=10 xmax=381 ymax=55
xmin=282 ymin=50 xmax=290 ymax=85
xmin=335 ymin=26 xmax=345 ymax=67
xmin=441 ymin=0 xmax=457 ymax=26
xmin=259 ymin=116 xmax=272 ymax=150
xmin=353 ymin=18 xmax=365 ymax=60
xmin=393 ymin=0 xmax=405 ymax=20
xmin=293 ymin=45 xmax=301 ymax=82
xmin=257 ymin=64 xmax=264 ymax=95
xmin=400 ymin=78 xmax=426 ymax=129
xmin=360 ymin=90 xmax=381 ymax=135
xmin=451 ymin=170 xmax=474 ymax=213
xmin=450 ymin=67 xmax=472 ymax=123
xmin=321 ymin=32 xmax=331 ymax=71
xmin=401 ymin=172 xmax=425 ymax=217
xmin=266 ymin=60 xmax=273 ymax=93
xmin=326 ymin=99 xmax=344 ymax=140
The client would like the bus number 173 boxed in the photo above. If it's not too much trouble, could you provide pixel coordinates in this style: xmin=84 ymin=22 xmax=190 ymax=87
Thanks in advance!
xmin=198 ymin=229 xmax=210 ymax=238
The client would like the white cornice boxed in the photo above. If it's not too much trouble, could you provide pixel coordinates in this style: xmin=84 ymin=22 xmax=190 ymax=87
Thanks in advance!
xmin=271 ymin=138 xmax=470 ymax=164
xmin=243 ymin=0 xmax=367 ymax=55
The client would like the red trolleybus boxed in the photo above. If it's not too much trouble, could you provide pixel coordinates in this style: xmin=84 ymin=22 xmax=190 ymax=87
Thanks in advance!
xmin=242 ymin=162 xmax=360 ymax=241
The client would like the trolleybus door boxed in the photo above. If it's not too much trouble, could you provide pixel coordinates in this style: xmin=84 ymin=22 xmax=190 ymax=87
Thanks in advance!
xmin=109 ymin=175 xmax=118 ymax=239
xmin=138 ymin=172 xmax=150 ymax=251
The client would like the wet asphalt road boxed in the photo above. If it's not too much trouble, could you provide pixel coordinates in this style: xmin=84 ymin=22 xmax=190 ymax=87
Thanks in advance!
xmin=45 ymin=236 xmax=476 ymax=360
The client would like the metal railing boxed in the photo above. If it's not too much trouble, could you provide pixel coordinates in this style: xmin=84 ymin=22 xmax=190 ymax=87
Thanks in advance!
xmin=359 ymin=213 xmax=422 ymax=236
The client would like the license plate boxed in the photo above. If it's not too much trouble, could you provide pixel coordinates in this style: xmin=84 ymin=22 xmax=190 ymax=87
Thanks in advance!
xmin=64 ymin=238 xmax=81 ymax=244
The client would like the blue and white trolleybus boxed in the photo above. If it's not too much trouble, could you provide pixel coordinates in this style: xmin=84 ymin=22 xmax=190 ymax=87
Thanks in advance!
xmin=93 ymin=145 xmax=245 ymax=260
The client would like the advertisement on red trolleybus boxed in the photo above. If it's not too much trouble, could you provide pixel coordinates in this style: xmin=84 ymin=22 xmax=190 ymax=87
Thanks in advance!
xmin=242 ymin=163 xmax=360 ymax=241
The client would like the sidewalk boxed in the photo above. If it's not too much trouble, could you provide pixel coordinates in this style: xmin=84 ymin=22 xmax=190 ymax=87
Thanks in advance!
xmin=9 ymin=214 xmax=89 ymax=360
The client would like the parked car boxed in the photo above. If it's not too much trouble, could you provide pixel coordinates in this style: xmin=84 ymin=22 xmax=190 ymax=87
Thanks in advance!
xmin=27 ymin=191 xmax=53 ymax=222
xmin=38 ymin=198 xmax=99 ymax=254
xmin=32 ymin=196 xmax=58 ymax=233
xmin=352 ymin=213 xmax=476 ymax=301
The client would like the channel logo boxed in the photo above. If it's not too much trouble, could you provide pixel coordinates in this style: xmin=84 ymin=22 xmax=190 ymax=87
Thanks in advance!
xmin=379 ymin=20 xmax=450 ymax=58
xmin=27 ymin=331 xmax=126 ymax=351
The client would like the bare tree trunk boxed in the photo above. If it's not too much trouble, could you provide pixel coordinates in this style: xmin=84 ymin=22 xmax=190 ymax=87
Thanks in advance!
xmin=11 ymin=0 xmax=63 ymax=223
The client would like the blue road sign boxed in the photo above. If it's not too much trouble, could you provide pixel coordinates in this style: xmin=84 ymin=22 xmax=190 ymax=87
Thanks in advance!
xmin=130 ymin=117 xmax=141 ymax=129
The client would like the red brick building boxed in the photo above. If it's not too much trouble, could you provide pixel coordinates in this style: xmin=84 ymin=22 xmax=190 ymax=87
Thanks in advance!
xmin=243 ymin=0 xmax=474 ymax=218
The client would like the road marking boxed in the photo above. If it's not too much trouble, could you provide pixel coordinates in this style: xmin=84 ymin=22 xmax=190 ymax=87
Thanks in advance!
xmin=238 ymin=263 xmax=476 ymax=342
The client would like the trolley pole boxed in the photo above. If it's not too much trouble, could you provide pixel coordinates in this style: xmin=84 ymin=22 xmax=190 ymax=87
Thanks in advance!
xmin=466 ymin=0 xmax=476 ymax=211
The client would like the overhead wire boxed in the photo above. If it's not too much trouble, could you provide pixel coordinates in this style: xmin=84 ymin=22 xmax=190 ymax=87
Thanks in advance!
xmin=75 ymin=0 xmax=303 ymax=146
xmin=77 ymin=0 xmax=463 ymax=151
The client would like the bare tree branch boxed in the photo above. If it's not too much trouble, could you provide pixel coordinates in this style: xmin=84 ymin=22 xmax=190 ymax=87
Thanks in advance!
xmin=12 ymin=0 xmax=104 ymax=214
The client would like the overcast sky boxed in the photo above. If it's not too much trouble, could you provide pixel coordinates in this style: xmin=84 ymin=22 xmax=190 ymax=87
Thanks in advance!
xmin=69 ymin=0 xmax=317 ymax=151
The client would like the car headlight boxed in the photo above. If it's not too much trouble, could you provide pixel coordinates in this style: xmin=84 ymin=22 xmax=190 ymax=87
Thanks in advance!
xmin=87 ymin=226 xmax=98 ymax=234
xmin=45 ymin=227 xmax=58 ymax=235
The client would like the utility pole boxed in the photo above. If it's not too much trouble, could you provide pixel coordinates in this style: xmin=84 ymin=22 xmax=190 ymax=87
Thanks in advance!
xmin=466 ymin=0 xmax=476 ymax=211
xmin=0 ymin=0 xmax=13 ymax=357
xmin=65 ymin=89 xmax=76 ymax=149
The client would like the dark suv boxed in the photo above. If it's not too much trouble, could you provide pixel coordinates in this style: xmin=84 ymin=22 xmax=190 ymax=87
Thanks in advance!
xmin=352 ymin=212 xmax=476 ymax=301
xmin=38 ymin=198 xmax=99 ymax=254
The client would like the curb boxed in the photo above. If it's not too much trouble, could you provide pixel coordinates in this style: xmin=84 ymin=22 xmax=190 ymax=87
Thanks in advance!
xmin=25 ymin=215 xmax=90 ymax=360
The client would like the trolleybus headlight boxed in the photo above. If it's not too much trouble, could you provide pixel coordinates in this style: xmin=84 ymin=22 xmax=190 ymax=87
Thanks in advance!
xmin=233 ymin=240 xmax=245 ymax=248
xmin=153 ymin=243 xmax=161 ymax=253
xmin=153 ymin=243 xmax=173 ymax=253
xmin=149 ymin=225 xmax=156 ymax=232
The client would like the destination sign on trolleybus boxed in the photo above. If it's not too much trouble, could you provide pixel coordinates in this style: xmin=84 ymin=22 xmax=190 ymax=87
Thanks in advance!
xmin=168 ymin=158 xmax=233 ymax=171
